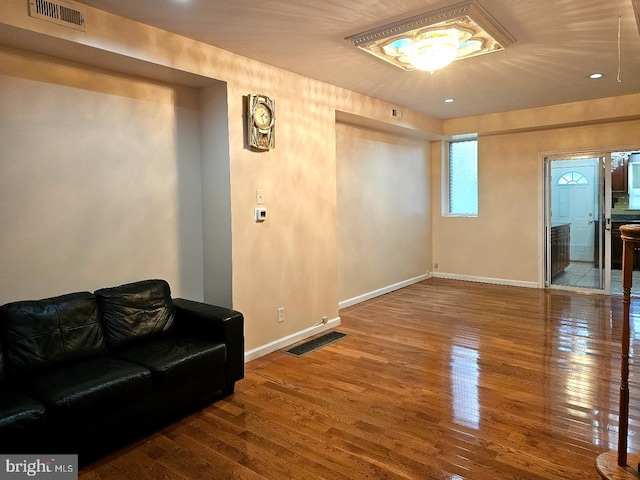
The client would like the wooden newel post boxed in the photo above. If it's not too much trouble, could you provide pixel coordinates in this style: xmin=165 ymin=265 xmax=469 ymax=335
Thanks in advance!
xmin=596 ymin=224 xmax=640 ymax=479
xmin=618 ymin=225 xmax=640 ymax=467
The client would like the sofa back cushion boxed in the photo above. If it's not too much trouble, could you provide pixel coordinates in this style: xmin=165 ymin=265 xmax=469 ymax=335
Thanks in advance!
xmin=95 ymin=279 xmax=175 ymax=350
xmin=0 ymin=341 xmax=4 ymax=384
xmin=0 ymin=292 xmax=107 ymax=377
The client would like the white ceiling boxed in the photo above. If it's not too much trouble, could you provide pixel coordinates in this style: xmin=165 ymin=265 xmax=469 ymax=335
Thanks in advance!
xmin=73 ymin=0 xmax=640 ymax=119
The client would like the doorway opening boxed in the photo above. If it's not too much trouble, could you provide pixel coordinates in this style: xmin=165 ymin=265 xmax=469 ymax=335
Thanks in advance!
xmin=545 ymin=155 xmax=608 ymax=292
xmin=544 ymin=150 xmax=640 ymax=296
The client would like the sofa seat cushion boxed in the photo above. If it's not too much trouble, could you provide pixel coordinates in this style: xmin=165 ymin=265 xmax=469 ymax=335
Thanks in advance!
xmin=116 ymin=337 xmax=226 ymax=391
xmin=28 ymin=356 xmax=152 ymax=419
xmin=0 ymin=386 xmax=46 ymax=432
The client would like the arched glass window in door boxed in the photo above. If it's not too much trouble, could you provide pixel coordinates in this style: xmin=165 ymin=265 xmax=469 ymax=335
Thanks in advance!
xmin=557 ymin=172 xmax=589 ymax=185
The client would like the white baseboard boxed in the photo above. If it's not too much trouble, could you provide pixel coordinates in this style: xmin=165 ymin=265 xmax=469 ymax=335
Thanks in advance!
xmin=244 ymin=316 xmax=342 ymax=362
xmin=338 ymin=273 xmax=431 ymax=309
xmin=244 ymin=272 xmax=535 ymax=362
xmin=431 ymin=271 xmax=538 ymax=289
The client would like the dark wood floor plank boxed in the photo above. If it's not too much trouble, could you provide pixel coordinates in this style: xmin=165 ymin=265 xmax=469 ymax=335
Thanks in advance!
xmin=80 ymin=278 xmax=639 ymax=479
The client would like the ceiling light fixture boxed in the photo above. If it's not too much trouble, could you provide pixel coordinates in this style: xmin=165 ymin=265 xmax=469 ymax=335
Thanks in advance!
xmin=444 ymin=98 xmax=455 ymax=103
xmin=406 ymin=29 xmax=460 ymax=73
xmin=345 ymin=0 xmax=515 ymax=74
xmin=590 ymin=72 xmax=604 ymax=79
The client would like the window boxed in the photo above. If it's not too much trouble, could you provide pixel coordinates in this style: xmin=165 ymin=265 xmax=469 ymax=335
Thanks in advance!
xmin=447 ymin=139 xmax=478 ymax=216
xmin=557 ymin=172 xmax=588 ymax=185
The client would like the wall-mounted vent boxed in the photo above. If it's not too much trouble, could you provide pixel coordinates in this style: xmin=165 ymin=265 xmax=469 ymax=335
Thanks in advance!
xmin=28 ymin=0 xmax=86 ymax=31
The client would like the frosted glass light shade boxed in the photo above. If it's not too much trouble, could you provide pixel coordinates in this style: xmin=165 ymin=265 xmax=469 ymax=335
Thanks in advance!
xmin=406 ymin=30 xmax=459 ymax=73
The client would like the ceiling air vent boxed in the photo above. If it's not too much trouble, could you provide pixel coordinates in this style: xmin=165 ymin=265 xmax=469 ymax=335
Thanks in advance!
xmin=28 ymin=0 xmax=86 ymax=31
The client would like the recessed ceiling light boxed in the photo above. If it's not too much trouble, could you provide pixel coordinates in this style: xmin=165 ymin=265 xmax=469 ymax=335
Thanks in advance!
xmin=444 ymin=98 xmax=455 ymax=103
xmin=590 ymin=73 xmax=604 ymax=79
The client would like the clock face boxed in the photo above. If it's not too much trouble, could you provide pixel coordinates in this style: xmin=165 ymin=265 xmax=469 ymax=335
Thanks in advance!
xmin=247 ymin=94 xmax=275 ymax=150
xmin=253 ymin=103 xmax=272 ymax=129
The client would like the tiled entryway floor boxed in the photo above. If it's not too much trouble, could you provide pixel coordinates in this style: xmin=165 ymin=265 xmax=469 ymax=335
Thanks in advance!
xmin=553 ymin=261 xmax=640 ymax=296
xmin=610 ymin=268 xmax=640 ymax=296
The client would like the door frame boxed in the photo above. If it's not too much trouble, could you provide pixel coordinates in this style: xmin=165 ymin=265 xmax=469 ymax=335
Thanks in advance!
xmin=541 ymin=151 xmax=611 ymax=294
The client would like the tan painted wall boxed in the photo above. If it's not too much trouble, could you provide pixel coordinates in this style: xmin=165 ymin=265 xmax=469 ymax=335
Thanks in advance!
xmin=2 ymin=0 xmax=639 ymax=353
xmin=224 ymin=72 xmax=342 ymax=348
xmin=0 ymin=49 xmax=205 ymax=302
xmin=432 ymin=121 xmax=640 ymax=285
xmin=444 ymin=94 xmax=640 ymax=136
xmin=336 ymin=122 xmax=432 ymax=302
xmin=0 ymin=0 xmax=441 ymax=353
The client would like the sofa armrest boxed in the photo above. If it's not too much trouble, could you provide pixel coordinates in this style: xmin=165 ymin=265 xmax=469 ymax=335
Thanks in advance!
xmin=172 ymin=298 xmax=244 ymax=389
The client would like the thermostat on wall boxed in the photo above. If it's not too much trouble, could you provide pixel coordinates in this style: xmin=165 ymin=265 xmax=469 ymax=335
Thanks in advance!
xmin=255 ymin=207 xmax=267 ymax=222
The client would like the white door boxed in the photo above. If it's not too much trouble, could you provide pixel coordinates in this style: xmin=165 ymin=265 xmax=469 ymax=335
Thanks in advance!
xmin=551 ymin=161 xmax=596 ymax=262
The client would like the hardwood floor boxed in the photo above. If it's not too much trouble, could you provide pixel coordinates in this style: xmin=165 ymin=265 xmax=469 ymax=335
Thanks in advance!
xmin=80 ymin=278 xmax=640 ymax=479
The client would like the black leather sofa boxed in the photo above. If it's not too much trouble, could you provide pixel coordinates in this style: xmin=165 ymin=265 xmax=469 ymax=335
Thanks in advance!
xmin=0 ymin=279 xmax=244 ymax=455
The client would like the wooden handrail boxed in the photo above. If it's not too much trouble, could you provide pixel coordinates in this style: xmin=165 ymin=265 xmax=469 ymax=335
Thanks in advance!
xmin=619 ymin=225 xmax=640 ymax=469
xmin=596 ymin=224 xmax=640 ymax=479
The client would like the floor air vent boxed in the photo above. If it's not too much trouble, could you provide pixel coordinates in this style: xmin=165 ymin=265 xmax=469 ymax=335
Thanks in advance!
xmin=285 ymin=331 xmax=348 ymax=357
xmin=29 ymin=0 xmax=86 ymax=31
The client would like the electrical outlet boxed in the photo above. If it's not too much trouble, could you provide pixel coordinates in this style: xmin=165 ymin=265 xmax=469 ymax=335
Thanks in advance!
xmin=277 ymin=307 xmax=285 ymax=323
xmin=322 ymin=316 xmax=328 ymax=324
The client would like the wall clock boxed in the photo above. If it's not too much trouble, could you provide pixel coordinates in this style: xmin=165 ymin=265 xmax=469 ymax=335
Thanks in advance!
xmin=246 ymin=94 xmax=275 ymax=151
